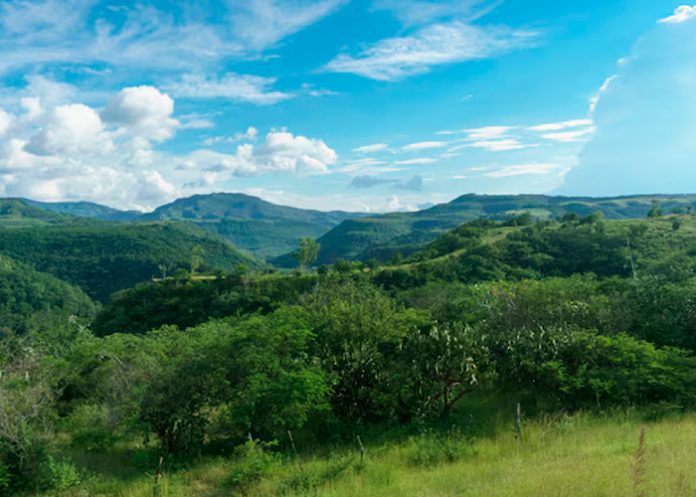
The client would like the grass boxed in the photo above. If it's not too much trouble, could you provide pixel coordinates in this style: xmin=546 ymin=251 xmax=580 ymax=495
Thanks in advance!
xmin=28 ymin=411 xmax=696 ymax=497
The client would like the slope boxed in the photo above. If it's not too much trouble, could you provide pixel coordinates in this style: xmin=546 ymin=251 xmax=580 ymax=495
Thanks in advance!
xmin=292 ymin=194 xmax=696 ymax=266
xmin=0 ymin=221 xmax=257 ymax=302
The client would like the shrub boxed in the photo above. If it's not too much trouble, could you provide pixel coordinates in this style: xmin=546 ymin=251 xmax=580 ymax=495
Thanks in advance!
xmin=39 ymin=456 xmax=81 ymax=491
xmin=228 ymin=439 xmax=279 ymax=490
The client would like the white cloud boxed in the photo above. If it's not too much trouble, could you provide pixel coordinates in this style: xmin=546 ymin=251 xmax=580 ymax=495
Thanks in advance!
xmin=589 ymin=75 xmax=618 ymax=115
xmin=484 ymin=163 xmax=561 ymax=178
xmin=395 ymin=157 xmax=436 ymax=165
xmin=460 ymin=138 xmax=534 ymax=152
xmin=0 ymin=82 xmax=338 ymax=209
xmin=26 ymin=103 xmax=112 ymax=156
xmin=372 ymin=0 xmax=495 ymax=26
xmin=0 ymin=1 xmax=346 ymax=77
xmin=190 ymin=130 xmax=337 ymax=177
xmin=528 ymin=119 xmax=593 ymax=132
xmin=0 ymin=109 xmax=12 ymax=137
xmin=402 ymin=140 xmax=448 ymax=151
xmin=465 ymin=125 xmax=513 ymax=140
xmin=659 ymin=5 xmax=696 ymax=24
xmin=353 ymin=143 xmax=389 ymax=153
xmin=541 ymin=128 xmax=595 ymax=143
xmin=325 ymin=21 xmax=539 ymax=81
xmin=163 ymin=73 xmax=291 ymax=105
xmin=203 ymin=127 xmax=258 ymax=146
xmin=228 ymin=0 xmax=347 ymax=51
xmin=102 ymin=86 xmax=178 ymax=142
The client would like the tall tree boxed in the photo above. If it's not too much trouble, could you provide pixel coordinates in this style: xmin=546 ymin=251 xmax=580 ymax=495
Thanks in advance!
xmin=293 ymin=238 xmax=320 ymax=271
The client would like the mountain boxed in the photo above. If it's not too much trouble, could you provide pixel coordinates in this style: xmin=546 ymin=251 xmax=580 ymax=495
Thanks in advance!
xmin=140 ymin=193 xmax=364 ymax=260
xmin=0 ymin=221 xmax=257 ymax=302
xmin=275 ymin=194 xmax=696 ymax=266
xmin=24 ymin=199 xmax=141 ymax=221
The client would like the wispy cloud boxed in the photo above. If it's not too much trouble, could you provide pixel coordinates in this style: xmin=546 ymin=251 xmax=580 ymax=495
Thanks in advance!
xmin=228 ymin=0 xmax=347 ymax=51
xmin=484 ymin=163 xmax=560 ymax=177
xmin=325 ymin=21 xmax=539 ymax=81
xmin=541 ymin=128 xmax=595 ymax=143
xmin=658 ymin=5 xmax=696 ymax=24
xmin=402 ymin=140 xmax=448 ymax=151
xmin=456 ymin=138 xmax=535 ymax=152
xmin=353 ymin=143 xmax=389 ymax=153
xmin=163 ymin=73 xmax=291 ymax=105
xmin=527 ymin=119 xmax=592 ymax=132
xmin=395 ymin=157 xmax=437 ymax=165
xmin=372 ymin=0 xmax=499 ymax=26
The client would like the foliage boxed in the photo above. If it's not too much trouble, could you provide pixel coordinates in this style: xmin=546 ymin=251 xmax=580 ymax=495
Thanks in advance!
xmin=0 ymin=221 xmax=256 ymax=301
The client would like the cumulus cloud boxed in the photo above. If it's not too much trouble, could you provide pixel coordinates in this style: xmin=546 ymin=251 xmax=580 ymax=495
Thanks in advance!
xmin=26 ymin=103 xmax=111 ymax=156
xmin=325 ymin=21 xmax=539 ymax=81
xmin=184 ymin=130 xmax=337 ymax=177
xmin=102 ymin=86 xmax=178 ymax=142
xmin=558 ymin=13 xmax=696 ymax=196
xmin=163 ymin=73 xmax=291 ymax=105
xmin=0 ymin=83 xmax=338 ymax=209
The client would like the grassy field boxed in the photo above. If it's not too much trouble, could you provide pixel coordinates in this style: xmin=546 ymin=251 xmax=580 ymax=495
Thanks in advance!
xmin=33 ymin=411 xmax=696 ymax=497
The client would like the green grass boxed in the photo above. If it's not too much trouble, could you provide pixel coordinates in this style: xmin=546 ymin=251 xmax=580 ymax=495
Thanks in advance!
xmin=32 ymin=412 xmax=696 ymax=497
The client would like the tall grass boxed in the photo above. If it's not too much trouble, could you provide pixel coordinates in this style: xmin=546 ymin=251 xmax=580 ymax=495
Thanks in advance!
xmin=25 ymin=413 xmax=696 ymax=497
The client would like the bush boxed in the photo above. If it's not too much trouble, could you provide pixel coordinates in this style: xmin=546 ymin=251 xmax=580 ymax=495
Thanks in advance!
xmin=228 ymin=440 xmax=279 ymax=490
xmin=407 ymin=430 xmax=475 ymax=467
xmin=39 ymin=456 xmax=81 ymax=491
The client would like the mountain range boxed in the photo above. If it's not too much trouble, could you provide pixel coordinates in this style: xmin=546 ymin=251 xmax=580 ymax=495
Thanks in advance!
xmin=6 ymin=192 xmax=696 ymax=272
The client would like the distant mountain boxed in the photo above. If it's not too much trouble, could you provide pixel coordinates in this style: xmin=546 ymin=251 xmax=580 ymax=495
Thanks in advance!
xmin=2 ymin=194 xmax=364 ymax=261
xmin=0 ymin=221 xmax=257 ymax=302
xmin=274 ymin=194 xmax=696 ymax=266
xmin=140 ymin=193 xmax=364 ymax=260
xmin=24 ymin=199 xmax=141 ymax=221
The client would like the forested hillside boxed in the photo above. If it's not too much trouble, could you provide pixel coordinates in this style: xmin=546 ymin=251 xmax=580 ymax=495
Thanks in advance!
xmin=7 ymin=205 xmax=696 ymax=496
xmin=140 ymin=193 xmax=363 ymax=259
xmin=0 ymin=255 xmax=96 ymax=333
xmin=0 ymin=221 xmax=256 ymax=301
xmin=284 ymin=194 xmax=696 ymax=266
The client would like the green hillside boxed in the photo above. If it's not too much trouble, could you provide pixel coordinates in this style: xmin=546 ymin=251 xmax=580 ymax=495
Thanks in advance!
xmin=286 ymin=194 xmax=696 ymax=266
xmin=0 ymin=221 xmax=257 ymax=301
xmin=141 ymin=193 xmax=363 ymax=259
xmin=0 ymin=254 xmax=96 ymax=333
xmin=24 ymin=199 xmax=140 ymax=221
xmin=0 ymin=198 xmax=70 ymax=226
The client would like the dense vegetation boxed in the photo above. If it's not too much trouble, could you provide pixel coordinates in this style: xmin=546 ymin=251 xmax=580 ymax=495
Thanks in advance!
xmin=0 ymin=255 xmax=96 ymax=334
xmin=280 ymin=193 xmax=696 ymax=266
xmin=6 ymin=202 xmax=696 ymax=495
xmin=0 ymin=221 xmax=255 ymax=301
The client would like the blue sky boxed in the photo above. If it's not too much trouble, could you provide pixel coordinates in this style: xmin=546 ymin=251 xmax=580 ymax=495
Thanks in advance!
xmin=0 ymin=0 xmax=692 ymax=212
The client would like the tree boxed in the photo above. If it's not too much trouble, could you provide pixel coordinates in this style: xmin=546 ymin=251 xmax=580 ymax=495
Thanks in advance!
xmin=190 ymin=245 xmax=205 ymax=277
xmin=293 ymin=238 xmax=320 ymax=271
xmin=647 ymin=200 xmax=663 ymax=218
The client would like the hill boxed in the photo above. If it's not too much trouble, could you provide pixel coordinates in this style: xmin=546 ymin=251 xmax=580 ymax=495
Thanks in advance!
xmin=0 ymin=198 xmax=70 ymax=226
xmin=0 ymin=254 xmax=96 ymax=333
xmin=0 ymin=221 xmax=257 ymax=301
xmin=140 ymin=193 xmax=363 ymax=260
xmin=24 ymin=199 xmax=140 ymax=221
xmin=279 ymin=194 xmax=696 ymax=266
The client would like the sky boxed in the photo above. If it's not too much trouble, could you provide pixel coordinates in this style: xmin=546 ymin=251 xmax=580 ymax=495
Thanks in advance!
xmin=0 ymin=0 xmax=693 ymax=212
